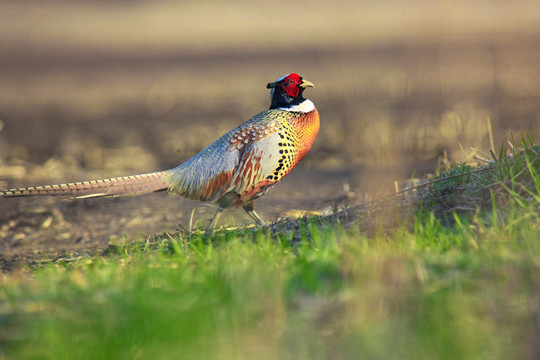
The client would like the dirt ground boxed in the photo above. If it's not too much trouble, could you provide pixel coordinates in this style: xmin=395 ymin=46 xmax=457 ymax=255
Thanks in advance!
xmin=1 ymin=1 xmax=539 ymax=269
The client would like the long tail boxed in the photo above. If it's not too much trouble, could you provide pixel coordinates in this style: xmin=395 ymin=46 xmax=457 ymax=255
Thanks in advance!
xmin=0 ymin=171 xmax=170 ymax=198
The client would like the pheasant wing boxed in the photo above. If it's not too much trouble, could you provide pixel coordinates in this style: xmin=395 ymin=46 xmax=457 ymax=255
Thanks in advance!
xmin=164 ymin=110 xmax=285 ymax=203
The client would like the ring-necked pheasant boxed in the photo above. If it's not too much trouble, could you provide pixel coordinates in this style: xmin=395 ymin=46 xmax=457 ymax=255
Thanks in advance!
xmin=0 ymin=73 xmax=320 ymax=233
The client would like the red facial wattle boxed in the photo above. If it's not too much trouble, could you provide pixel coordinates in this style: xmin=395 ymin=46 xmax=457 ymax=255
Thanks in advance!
xmin=282 ymin=73 xmax=302 ymax=98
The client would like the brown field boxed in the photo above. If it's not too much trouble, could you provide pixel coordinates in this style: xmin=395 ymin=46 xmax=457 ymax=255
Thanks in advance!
xmin=0 ymin=0 xmax=539 ymax=267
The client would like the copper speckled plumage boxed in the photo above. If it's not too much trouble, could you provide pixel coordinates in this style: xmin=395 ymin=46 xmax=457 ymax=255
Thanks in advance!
xmin=1 ymin=73 xmax=319 ymax=233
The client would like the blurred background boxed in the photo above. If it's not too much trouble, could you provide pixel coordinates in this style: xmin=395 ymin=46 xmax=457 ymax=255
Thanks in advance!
xmin=0 ymin=0 xmax=539 ymax=252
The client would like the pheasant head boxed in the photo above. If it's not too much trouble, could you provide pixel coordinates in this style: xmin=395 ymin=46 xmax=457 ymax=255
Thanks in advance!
xmin=267 ymin=73 xmax=315 ymax=110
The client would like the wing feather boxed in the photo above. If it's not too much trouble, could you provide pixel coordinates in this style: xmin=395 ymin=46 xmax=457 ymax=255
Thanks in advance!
xmin=163 ymin=109 xmax=285 ymax=202
xmin=230 ymin=132 xmax=282 ymax=194
xmin=164 ymin=134 xmax=238 ymax=201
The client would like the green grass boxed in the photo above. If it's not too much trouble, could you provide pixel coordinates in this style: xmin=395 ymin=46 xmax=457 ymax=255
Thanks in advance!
xmin=1 ymin=143 xmax=539 ymax=360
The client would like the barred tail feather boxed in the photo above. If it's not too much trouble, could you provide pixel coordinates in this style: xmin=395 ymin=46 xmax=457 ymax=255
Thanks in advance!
xmin=0 ymin=171 xmax=170 ymax=198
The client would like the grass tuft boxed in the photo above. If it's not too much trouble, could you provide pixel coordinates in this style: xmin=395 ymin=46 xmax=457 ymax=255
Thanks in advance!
xmin=1 ymin=138 xmax=539 ymax=359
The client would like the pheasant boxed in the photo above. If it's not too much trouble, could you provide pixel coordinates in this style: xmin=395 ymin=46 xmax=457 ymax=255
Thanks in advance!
xmin=0 ymin=73 xmax=320 ymax=233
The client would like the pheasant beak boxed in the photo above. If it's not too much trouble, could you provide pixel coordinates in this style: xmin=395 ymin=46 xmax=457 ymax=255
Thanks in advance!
xmin=300 ymin=79 xmax=315 ymax=88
